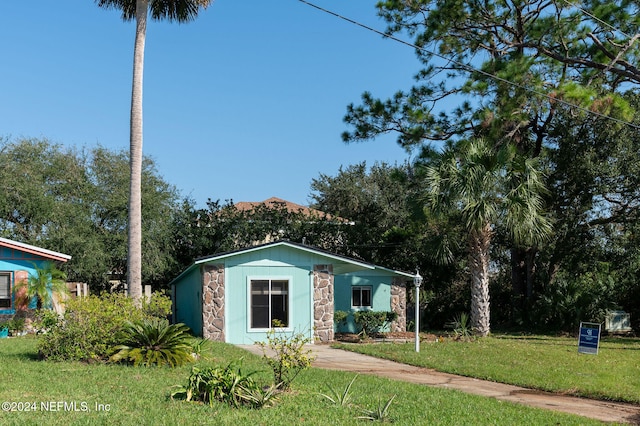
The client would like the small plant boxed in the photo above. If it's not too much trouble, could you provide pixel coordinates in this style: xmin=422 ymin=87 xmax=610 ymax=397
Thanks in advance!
xmin=190 ymin=337 xmax=211 ymax=361
xmin=319 ymin=374 xmax=358 ymax=406
xmin=353 ymin=311 xmax=398 ymax=338
xmin=238 ymin=383 xmax=281 ymax=408
xmin=109 ymin=318 xmax=194 ymax=367
xmin=256 ymin=328 xmax=316 ymax=390
xmin=446 ymin=312 xmax=475 ymax=341
xmin=334 ymin=310 xmax=349 ymax=330
xmin=171 ymin=360 xmax=270 ymax=408
xmin=358 ymin=395 xmax=396 ymax=422
xmin=8 ymin=317 xmax=26 ymax=336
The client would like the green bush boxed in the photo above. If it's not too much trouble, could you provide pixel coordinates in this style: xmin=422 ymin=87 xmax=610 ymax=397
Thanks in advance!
xmin=334 ymin=310 xmax=349 ymax=331
xmin=257 ymin=328 xmax=315 ymax=390
xmin=38 ymin=292 xmax=172 ymax=362
xmin=172 ymin=360 xmax=277 ymax=408
xmin=353 ymin=311 xmax=398 ymax=338
xmin=109 ymin=318 xmax=193 ymax=367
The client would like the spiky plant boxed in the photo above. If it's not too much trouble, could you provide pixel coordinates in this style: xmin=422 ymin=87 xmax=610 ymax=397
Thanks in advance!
xmin=109 ymin=318 xmax=193 ymax=367
xmin=320 ymin=374 xmax=358 ymax=406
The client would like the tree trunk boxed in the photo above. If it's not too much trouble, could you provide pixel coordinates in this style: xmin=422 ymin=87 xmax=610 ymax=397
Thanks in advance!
xmin=469 ymin=223 xmax=492 ymax=336
xmin=127 ymin=0 xmax=148 ymax=306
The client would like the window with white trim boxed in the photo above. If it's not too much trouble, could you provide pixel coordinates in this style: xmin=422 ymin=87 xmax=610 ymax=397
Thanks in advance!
xmin=250 ymin=279 xmax=289 ymax=329
xmin=352 ymin=286 xmax=372 ymax=308
xmin=0 ymin=273 xmax=11 ymax=309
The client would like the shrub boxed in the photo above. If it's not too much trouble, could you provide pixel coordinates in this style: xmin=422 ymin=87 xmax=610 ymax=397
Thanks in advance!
xmin=257 ymin=328 xmax=315 ymax=390
xmin=109 ymin=318 xmax=193 ymax=367
xmin=38 ymin=292 xmax=172 ymax=362
xmin=334 ymin=310 xmax=349 ymax=331
xmin=353 ymin=311 xmax=398 ymax=338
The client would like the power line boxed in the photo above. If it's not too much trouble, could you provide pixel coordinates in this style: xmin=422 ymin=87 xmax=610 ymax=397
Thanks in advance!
xmin=297 ymin=0 xmax=640 ymax=131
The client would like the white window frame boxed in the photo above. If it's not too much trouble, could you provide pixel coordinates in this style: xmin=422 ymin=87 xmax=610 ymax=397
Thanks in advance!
xmin=351 ymin=285 xmax=372 ymax=309
xmin=247 ymin=276 xmax=292 ymax=332
xmin=0 ymin=272 xmax=12 ymax=310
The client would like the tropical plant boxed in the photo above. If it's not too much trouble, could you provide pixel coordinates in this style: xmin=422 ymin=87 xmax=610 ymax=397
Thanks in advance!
xmin=357 ymin=395 xmax=396 ymax=422
xmin=257 ymin=328 xmax=315 ymax=390
xmin=95 ymin=0 xmax=212 ymax=304
xmin=446 ymin=312 xmax=474 ymax=342
xmin=171 ymin=360 xmax=270 ymax=408
xmin=109 ymin=318 xmax=193 ymax=367
xmin=423 ymin=138 xmax=551 ymax=336
xmin=319 ymin=374 xmax=358 ymax=407
xmin=14 ymin=261 xmax=68 ymax=311
xmin=38 ymin=292 xmax=172 ymax=362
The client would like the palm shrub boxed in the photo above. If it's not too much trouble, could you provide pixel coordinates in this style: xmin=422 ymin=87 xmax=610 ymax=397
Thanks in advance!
xmin=109 ymin=318 xmax=193 ymax=367
xmin=14 ymin=261 xmax=68 ymax=310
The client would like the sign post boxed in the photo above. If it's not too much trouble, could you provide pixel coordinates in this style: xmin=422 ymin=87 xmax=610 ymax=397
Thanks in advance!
xmin=578 ymin=322 xmax=601 ymax=355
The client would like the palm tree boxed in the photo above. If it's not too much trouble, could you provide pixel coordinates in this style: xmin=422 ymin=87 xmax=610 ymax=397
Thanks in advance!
xmin=15 ymin=262 xmax=69 ymax=311
xmin=96 ymin=0 xmax=212 ymax=304
xmin=423 ymin=139 xmax=551 ymax=336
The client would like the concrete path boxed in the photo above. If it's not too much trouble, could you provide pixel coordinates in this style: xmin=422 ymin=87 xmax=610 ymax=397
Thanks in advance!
xmin=239 ymin=344 xmax=640 ymax=424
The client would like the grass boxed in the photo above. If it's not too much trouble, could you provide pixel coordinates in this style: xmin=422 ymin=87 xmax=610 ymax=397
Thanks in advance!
xmin=0 ymin=336 xmax=604 ymax=425
xmin=334 ymin=333 xmax=640 ymax=404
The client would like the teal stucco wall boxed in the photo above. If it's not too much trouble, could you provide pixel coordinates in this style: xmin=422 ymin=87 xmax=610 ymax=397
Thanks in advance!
xmin=334 ymin=270 xmax=397 ymax=334
xmin=174 ymin=267 xmax=204 ymax=336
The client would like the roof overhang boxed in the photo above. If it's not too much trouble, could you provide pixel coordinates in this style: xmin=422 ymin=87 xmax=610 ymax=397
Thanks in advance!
xmin=0 ymin=237 xmax=71 ymax=262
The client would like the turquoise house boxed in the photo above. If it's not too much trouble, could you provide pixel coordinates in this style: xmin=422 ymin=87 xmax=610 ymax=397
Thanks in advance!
xmin=0 ymin=237 xmax=71 ymax=318
xmin=171 ymin=241 xmax=413 ymax=344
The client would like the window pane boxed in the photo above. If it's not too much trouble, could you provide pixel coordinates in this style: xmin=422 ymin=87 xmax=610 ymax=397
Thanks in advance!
xmin=251 ymin=280 xmax=270 ymax=328
xmin=271 ymin=294 xmax=288 ymax=327
xmin=352 ymin=287 xmax=361 ymax=307
xmin=362 ymin=288 xmax=371 ymax=307
xmin=0 ymin=274 xmax=10 ymax=308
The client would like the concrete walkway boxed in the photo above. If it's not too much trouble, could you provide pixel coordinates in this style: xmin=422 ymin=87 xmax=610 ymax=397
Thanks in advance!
xmin=239 ymin=344 xmax=640 ymax=424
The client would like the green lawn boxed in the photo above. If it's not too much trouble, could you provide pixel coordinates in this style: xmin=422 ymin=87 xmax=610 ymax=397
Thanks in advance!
xmin=334 ymin=333 xmax=640 ymax=404
xmin=0 ymin=336 xmax=604 ymax=425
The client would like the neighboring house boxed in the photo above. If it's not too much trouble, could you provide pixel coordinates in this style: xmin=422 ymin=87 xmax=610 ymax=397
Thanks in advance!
xmin=171 ymin=241 xmax=413 ymax=344
xmin=0 ymin=237 xmax=71 ymax=319
xmin=234 ymin=197 xmax=350 ymax=223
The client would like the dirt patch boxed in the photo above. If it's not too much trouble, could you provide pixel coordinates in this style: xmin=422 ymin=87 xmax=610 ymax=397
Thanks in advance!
xmin=335 ymin=332 xmax=441 ymax=343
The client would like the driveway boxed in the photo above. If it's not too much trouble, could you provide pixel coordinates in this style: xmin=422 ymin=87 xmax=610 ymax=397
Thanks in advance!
xmin=239 ymin=343 xmax=640 ymax=424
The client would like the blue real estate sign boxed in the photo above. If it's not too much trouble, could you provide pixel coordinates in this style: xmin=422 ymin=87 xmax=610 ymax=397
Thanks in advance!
xmin=578 ymin=322 xmax=601 ymax=355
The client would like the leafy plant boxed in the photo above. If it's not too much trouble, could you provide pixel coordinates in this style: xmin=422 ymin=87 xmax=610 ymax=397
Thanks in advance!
xmin=319 ymin=374 xmax=358 ymax=406
xmin=171 ymin=360 xmax=270 ymax=408
xmin=353 ymin=311 xmax=398 ymax=338
xmin=446 ymin=312 xmax=475 ymax=341
xmin=14 ymin=261 xmax=68 ymax=310
xmin=8 ymin=317 xmax=25 ymax=334
xmin=334 ymin=310 xmax=349 ymax=330
xmin=358 ymin=395 xmax=396 ymax=422
xmin=38 ymin=292 xmax=172 ymax=362
xmin=109 ymin=318 xmax=193 ymax=367
xmin=256 ymin=328 xmax=316 ymax=390
xmin=190 ymin=337 xmax=211 ymax=361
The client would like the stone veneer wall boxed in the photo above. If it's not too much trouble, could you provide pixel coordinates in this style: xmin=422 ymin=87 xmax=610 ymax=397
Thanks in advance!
xmin=202 ymin=264 xmax=225 ymax=342
xmin=390 ymin=278 xmax=407 ymax=332
xmin=313 ymin=264 xmax=334 ymax=342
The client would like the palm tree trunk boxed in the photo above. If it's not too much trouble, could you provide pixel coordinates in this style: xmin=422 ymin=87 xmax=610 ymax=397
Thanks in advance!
xmin=469 ymin=223 xmax=492 ymax=336
xmin=127 ymin=0 xmax=148 ymax=306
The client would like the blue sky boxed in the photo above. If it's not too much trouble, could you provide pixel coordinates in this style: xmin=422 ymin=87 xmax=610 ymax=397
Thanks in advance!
xmin=1 ymin=1 xmax=420 ymax=208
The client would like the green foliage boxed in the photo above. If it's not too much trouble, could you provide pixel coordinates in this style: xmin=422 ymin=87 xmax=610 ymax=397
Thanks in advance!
xmin=257 ymin=329 xmax=316 ymax=390
xmin=14 ymin=261 xmax=68 ymax=311
xmin=353 ymin=311 xmax=398 ymax=338
xmin=34 ymin=309 xmax=61 ymax=332
xmin=171 ymin=360 xmax=277 ymax=408
xmin=445 ymin=312 xmax=475 ymax=341
xmin=109 ymin=318 xmax=193 ymax=367
xmin=8 ymin=317 xmax=25 ymax=334
xmin=334 ymin=310 xmax=349 ymax=330
xmin=357 ymin=394 xmax=396 ymax=422
xmin=38 ymin=292 xmax=172 ymax=362
xmin=0 ymin=138 xmax=179 ymax=291
xmin=319 ymin=374 xmax=358 ymax=406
